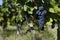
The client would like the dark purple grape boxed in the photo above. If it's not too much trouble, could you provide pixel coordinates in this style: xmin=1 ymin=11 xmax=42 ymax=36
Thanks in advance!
xmin=41 ymin=10 xmax=47 ymax=16
xmin=36 ymin=6 xmax=46 ymax=16
xmin=36 ymin=10 xmax=40 ymax=15
xmin=39 ymin=6 xmax=44 ymax=11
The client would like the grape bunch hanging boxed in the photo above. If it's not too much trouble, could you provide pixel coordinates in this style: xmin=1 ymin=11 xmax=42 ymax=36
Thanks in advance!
xmin=36 ymin=6 xmax=47 ymax=30
xmin=36 ymin=6 xmax=56 ymax=30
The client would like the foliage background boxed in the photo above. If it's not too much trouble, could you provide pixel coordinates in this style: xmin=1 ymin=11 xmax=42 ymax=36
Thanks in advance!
xmin=0 ymin=0 xmax=60 ymax=40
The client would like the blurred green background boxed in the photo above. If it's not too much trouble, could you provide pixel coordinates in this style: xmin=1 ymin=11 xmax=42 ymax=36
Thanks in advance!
xmin=0 ymin=0 xmax=60 ymax=40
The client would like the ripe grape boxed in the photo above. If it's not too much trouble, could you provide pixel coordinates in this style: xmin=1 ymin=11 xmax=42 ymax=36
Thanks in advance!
xmin=39 ymin=6 xmax=44 ymax=11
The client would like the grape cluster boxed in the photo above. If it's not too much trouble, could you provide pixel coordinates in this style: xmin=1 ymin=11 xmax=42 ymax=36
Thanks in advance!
xmin=36 ymin=6 xmax=47 ymax=30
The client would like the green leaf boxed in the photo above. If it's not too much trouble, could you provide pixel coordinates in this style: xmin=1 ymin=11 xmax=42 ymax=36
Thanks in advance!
xmin=49 ymin=8 xmax=55 ymax=13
